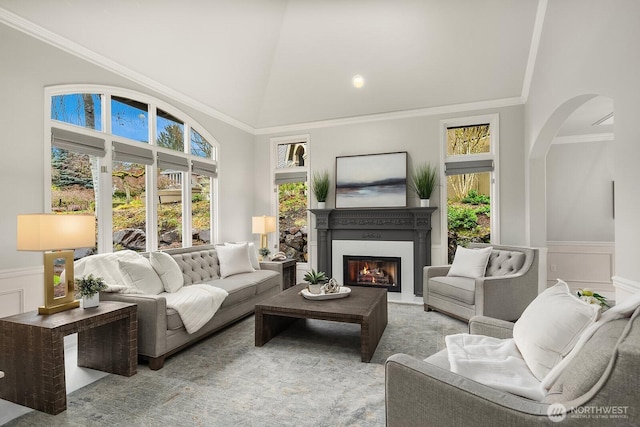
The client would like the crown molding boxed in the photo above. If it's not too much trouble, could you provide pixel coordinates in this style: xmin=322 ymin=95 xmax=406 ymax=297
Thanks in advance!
xmin=552 ymin=133 xmax=614 ymax=145
xmin=255 ymin=96 xmax=524 ymax=135
xmin=521 ymin=0 xmax=547 ymax=102
xmin=0 ymin=7 xmax=529 ymax=138
xmin=0 ymin=8 xmax=256 ymax=135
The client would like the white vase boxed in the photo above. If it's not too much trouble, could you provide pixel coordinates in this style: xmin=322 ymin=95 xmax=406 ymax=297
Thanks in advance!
xmin=307 ymin=283 xmax=323 ymax=294
xmin=317 ymin=201 xmax=326 ymax=209
xmin=82 ymin=293 xmax=99 ymax=308
xmin=420 ymin=199 xmax=430 ymax=207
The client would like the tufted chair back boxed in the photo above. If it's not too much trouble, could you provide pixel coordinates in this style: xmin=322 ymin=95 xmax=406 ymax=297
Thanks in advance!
xmin=485 ymin=249 xmax=526 ymax=277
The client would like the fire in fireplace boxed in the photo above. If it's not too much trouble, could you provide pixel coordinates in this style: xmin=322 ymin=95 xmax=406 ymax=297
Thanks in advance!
xmin=343 ymin=256 xmax=401 ymax=292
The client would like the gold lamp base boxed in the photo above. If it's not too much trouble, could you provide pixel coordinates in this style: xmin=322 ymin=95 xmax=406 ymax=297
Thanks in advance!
xmin=38 ymin=299 xmax=80 ymax=315
xmin=39 ymin=250 xmax=80 ymax=315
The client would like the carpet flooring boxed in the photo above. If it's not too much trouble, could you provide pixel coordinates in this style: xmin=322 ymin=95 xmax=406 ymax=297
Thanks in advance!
xmin=6 ymin=303 xmax=465 ymax=427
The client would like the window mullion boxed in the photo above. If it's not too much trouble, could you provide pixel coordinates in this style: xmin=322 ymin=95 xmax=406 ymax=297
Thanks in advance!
xmin=98 ymin=94 xmax=113 ymax=254
xmin=183 ymin=170 xmax=192 ymax=248
xmin=147 ymin=105 xmax=158 ymax=251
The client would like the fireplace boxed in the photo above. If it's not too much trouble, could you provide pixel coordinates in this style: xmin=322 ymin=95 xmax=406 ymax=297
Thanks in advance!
xmin=311 ymin=207 xmax=436 ymax=296
xmin=343 ymin=255 xmax=401 ymax=292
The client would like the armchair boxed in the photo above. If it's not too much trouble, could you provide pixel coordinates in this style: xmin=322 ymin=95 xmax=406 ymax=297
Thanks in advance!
xmin=424 ymin=243 xmax=538 ymax=321
xmin=385 ymin=310 xmax=640 ymax=426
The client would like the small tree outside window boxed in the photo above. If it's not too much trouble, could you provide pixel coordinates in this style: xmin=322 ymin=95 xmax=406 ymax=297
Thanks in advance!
xmin=445 ymin=123 xmax=494 ymax=262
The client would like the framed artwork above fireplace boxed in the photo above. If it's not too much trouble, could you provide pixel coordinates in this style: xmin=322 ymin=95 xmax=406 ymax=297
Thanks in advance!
xmin=335 ymin=151 xmax=407 ymax=208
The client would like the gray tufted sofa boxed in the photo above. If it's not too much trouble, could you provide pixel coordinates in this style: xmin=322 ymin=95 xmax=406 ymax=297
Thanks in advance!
xmin=424 ymin=243 xmax=539 ymax=321
xmin=100 ymin=245 xmax=281 ymax=369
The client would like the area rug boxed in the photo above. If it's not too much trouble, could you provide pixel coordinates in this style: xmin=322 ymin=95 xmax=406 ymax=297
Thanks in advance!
xmin=6 ymin=303 xmax=465 ymax=427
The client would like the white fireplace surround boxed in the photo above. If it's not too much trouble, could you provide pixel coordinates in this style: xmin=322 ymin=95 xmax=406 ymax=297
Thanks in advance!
xmin=332 ymin=240 xmax=417 ymax=303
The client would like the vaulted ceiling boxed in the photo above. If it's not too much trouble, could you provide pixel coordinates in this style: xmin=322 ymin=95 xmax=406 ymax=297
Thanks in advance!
xmin=1 ymin=0 xmax=544 ymax=130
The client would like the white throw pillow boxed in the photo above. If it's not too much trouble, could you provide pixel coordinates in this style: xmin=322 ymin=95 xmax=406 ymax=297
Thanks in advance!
xmin=513 ymin=279 xmax=601 ymax=381
xmin=216 ymin=243 xmax=254 ymax=278
xmin=447 ymin=246 xmax=493 ymax=278
xmin=228 ymin=242 xmax=260 ymax=270
xmin=118 ymin=257 xmax=164 ymax=295
xmin=149 ymin=251 xmax=184 ymax=293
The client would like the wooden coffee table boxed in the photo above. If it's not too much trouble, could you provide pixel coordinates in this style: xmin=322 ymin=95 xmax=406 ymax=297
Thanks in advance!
xmin=255 ymin=283 xmax=387 ymax=362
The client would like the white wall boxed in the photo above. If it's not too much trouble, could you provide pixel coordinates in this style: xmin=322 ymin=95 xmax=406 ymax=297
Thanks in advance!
xmin=546 ymin=140 xmax=614 ymax=242
xmin=526 ymin=0 xmax=640 ymax=299
xmin=254 ymin=104 xmax=527 ymax=268
xmin=0 ymin=24 xmax=255 ymax=315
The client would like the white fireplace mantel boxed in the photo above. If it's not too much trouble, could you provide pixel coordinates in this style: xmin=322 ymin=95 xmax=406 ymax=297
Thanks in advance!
xmin=310 ymin=207 xmax=437 ymax=296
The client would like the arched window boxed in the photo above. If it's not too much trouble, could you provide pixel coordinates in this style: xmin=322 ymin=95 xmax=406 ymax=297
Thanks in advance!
xmin=46 ymin=85 xmax=219 ymax=256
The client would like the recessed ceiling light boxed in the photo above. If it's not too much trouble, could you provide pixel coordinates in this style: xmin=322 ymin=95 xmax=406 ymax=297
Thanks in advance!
xmin=352 ymin=75 xmax=365 ymax=89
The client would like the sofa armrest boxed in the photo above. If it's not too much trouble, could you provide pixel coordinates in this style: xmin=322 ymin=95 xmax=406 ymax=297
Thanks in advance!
xmin=474 ymin=273 xmax=538 ymax=321
xmin=424 ymin=265 xmax=452 ymax=280
xmin=99 ymin=292 xmax=167 ymax=357
xmin=385 ymin=354 xmax=548 ymax=427
xmin=468 ymin=315 xmax=514 ymax=339
xmin=259 ymin=262 xmax=284 ymax=289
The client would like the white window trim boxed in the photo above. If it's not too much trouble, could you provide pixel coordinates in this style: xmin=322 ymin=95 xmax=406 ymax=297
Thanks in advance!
xmin=44 ymin=84 xmax=220 ymax=252
xmin=439 ymin=113 xmax=500 ymax=263
xmin=270 ymin=134 xmax=310 ymax=271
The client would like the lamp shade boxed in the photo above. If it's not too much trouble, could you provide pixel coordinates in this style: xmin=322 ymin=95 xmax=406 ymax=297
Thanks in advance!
xmin=252 ymin=216 xmax=276 ymax=234
xmin=17 ymin=214 xmax=96 ymax=251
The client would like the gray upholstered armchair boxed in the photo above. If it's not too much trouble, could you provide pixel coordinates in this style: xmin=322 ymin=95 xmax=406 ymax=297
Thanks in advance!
xmin=424 ymin=243 xmax=539 ymax=321
xmin=385 ymin=310 xmax=640 ymax=426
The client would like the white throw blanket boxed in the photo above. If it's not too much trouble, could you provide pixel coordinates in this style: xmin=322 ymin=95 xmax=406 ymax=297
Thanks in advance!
xmin=446 ymin=292 xmax=640 ymax=401
xmin=446 ymin=334 xmax=545 ymax=400
xmin=163 ymin=284 xmax=228 ymax=334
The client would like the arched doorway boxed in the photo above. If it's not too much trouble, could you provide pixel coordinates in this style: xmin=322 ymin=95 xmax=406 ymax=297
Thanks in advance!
xmin=528 ymin=94 xmax=615 ymax=298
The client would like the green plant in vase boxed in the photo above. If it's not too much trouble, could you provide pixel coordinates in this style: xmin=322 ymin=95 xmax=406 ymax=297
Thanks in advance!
xmin=75 ymin=274 xmax=107 ymax=308
xmin=311 ymin=170 xmax=330 ymax=208
xmin=258 ymin=247 xmax=271 ymax=261
xmin=411 ymin=163 xmax=438 ymax=207
xmin=304 ymin=269 xmax=327 ymax=294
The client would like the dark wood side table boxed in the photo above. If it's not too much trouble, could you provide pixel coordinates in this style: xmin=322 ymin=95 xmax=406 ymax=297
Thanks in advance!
xmin=0 ymin=301 xmax=137 ymax=414
xmin=260 ymin=259 xmax=297 ymax=290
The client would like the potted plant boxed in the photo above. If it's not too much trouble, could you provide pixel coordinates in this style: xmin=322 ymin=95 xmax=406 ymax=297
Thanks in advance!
xmin=304 ymin=269 xmax=327 ymax=294
xmin=75 ymin=274 xmax=107 ymax=308
xmin=411 ymin=163 xmax=438 ymax=207
xmin=311 ymin=170 xmax=330 ymax=209
xmin=258 ymin=247 xmax=271 ymax=261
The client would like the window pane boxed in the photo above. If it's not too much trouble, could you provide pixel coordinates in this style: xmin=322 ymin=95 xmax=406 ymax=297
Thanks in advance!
xmin=157 ymin=109 xmax=184 ymax=152
xmin=278 ymin=182 xmax=308 ymax=262
xmin=158 ymin=168 xmax=183 ymax=249
xmin=192 ymin=173 xmax=211 ymax=246
xmin=112 ymin=160 xmax=147 ymax=252
xmin=111 ymin=96 xmax=149 ymax=143
xmin=190 ymin=128 xmax=213 ymax=159
xmin=277 ymin=142 xmax=307 ymax=168
xmin=446 ymin=172 xmax=491 ymax=262
xmin=446 ymin=124 xmax=490 ymax=157
xmin=51 ymin=93 xmax=103 ymax=131
xmin=51 ymin=146 xmax=98 ymax=291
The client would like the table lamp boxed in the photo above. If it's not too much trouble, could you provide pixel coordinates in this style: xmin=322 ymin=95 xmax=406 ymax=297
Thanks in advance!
xmin=17 ymin=214 xmax=96 ymax=314
xmin=252 ymin=215 xmax=276 ymax=250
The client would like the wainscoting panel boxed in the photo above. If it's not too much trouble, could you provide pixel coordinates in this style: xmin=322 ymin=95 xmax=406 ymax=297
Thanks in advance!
xmin=0 ymin=266 xmax=43 ymax=317
xmin=546 ymin=241 xmax=615 ymax=297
